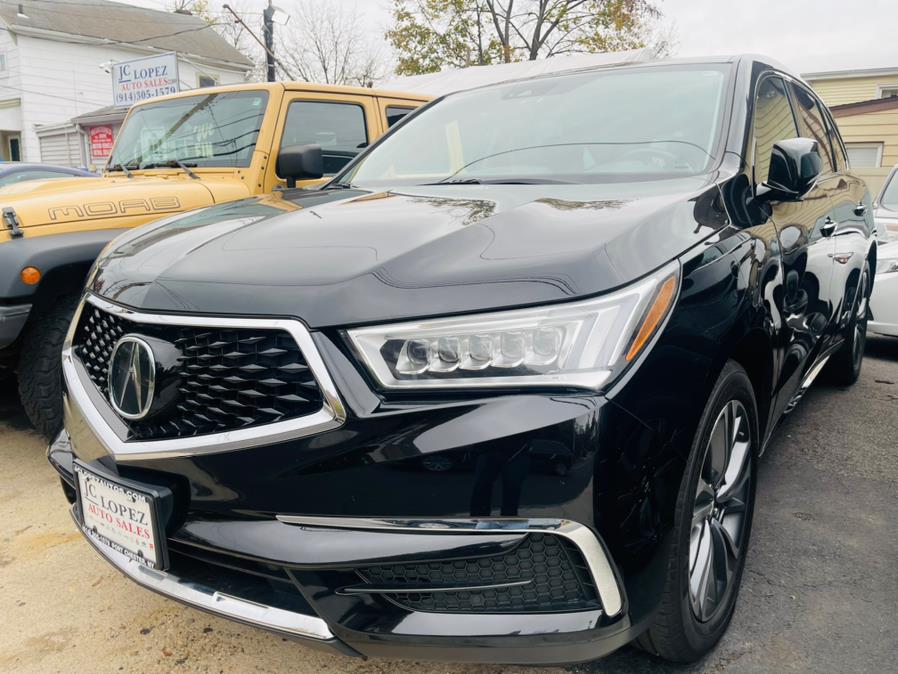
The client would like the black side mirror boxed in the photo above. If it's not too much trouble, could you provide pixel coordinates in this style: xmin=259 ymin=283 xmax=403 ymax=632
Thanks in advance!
xmin=277 ymin=144 xmax=324 ymax=188
xmin=757 ymin=138 xmax=822 ymax=203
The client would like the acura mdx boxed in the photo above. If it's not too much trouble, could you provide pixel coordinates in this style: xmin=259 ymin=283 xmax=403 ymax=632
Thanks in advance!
xmin=49 ymin=55 xmax=875 ymax=664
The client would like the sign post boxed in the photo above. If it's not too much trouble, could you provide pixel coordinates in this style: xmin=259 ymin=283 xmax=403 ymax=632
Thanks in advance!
xmin=111 ymin=52 xmax=179 ymax=106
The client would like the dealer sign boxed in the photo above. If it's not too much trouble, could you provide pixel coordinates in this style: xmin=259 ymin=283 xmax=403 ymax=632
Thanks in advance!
xmin=111 ymin=52 xmax=179 ymax=106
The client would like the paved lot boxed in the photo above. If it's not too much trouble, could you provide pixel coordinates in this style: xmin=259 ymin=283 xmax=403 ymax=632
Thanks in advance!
xmin=1 ymin=338 xmax=896 ymax=674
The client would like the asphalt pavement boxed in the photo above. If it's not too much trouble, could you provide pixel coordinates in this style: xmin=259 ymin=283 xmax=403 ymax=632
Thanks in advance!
xmin=1 ymin=337 xmax=896 ymax=674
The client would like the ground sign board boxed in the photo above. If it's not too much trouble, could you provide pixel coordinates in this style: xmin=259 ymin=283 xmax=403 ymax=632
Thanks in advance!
xmin=111 ymin=52 xmax=179 ymax=106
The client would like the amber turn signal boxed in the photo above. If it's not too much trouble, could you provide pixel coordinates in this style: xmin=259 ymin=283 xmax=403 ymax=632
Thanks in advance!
xmin=20 ymin=266 xmax=41 ymax=285
xmin=625 ymin=274 xmax=678 ymax=362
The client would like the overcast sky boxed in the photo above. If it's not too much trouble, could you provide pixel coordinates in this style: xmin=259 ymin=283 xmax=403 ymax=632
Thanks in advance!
xmin=138 ymin=0 xmax=896 ymax=76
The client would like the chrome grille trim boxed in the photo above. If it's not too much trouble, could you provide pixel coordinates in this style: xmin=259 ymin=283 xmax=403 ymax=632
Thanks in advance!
xmin=275 ymin=516 xmax=625 ymax=618
xmin=62 ymin=293 xmax=346 ymax=460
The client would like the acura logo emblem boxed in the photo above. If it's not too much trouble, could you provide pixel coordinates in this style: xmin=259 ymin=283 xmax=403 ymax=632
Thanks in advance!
xmin=108 ymin=336 xmax=156 ymax=420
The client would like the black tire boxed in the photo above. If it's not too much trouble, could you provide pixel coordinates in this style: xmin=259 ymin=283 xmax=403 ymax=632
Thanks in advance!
xmin=635 ymin=361 xmax=758 ymax=662
xmin=16 ymin=295 xmax=80 ymax=438
xmin=824 ymin=263 xmax=870 ymax=386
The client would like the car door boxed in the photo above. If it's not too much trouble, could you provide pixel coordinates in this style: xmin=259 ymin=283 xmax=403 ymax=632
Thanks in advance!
xmin=789 ymin=83 xmax=868 ymax=349
xmin=751 ymin=76 xmax=837 ymax=419
xmin=820 ymin=100 xmax=874 ymax=337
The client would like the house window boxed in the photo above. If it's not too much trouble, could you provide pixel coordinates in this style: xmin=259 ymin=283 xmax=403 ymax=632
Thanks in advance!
xmin=845 ymin=143 xmax=883 ymax=168
xmin=197 ymin=73 xmax=218 ymax=88
xmin=879 ymin=86 xmax=898 ymax=99
xmin=0 ymin=51 xmax=8 ymax=76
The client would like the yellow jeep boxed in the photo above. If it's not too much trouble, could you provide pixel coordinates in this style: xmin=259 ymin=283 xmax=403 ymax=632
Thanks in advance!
xmin=0 ymin=81 xmax=429 ymax=435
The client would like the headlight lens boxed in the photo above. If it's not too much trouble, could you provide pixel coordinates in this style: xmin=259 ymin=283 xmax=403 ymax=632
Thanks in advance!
xmin=876 ymin=258 xmax=898 ymax=275
xmin=349 ymin=262 xmax=679 ymax=390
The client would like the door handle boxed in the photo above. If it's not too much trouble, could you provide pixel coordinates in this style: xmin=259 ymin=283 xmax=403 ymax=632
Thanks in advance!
xmin=854 ymin=202 xmax=867 ymax=216
xmin=821 ymin=217 xmax=837 ymax=237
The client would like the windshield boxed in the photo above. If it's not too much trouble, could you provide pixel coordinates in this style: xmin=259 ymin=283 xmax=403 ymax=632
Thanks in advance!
xmin=108 ymin=90 xmax=269 ymax=170
xmin=341 ymin=65 xmax=730 ymax=187
xmin=880 ymin=170 xmax=898 ymax=211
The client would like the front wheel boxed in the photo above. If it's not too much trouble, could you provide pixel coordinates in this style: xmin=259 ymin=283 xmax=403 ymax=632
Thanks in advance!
xmin=635 ymin=361 xmax=758 ymax=662
xmin=17 ymin=295 xmax=79 ymax=438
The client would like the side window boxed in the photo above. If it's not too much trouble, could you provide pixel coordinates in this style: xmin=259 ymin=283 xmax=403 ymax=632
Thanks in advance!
xmin=752 ymin=77 xmax=799 ymax=186
xmin=280 ymin=101 xmax=368 ymax=175
xmin=824 ymin=109 xmax=849 ymax=170
xmin=386 ymin=106 xmax=415 ymax=128
xmin=789 ymin=84 xmax=835 ymax=173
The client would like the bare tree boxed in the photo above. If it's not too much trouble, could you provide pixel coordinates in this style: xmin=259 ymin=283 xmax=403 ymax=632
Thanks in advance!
xmin=278 ymin=1 xmax=387 ymax=86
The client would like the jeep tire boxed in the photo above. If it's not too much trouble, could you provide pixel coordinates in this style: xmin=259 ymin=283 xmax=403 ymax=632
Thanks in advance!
xmin=17 ymin=294 xmax=79 ymax=438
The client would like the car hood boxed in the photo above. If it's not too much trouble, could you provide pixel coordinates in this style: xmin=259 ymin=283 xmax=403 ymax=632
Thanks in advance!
xmin=90 ymin=176 xmax=726 ymax=328
xmin=0 ymin=173 xmax=219 ymax=228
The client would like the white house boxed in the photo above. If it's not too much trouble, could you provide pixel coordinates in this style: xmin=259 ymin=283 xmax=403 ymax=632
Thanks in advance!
xmin=0 ymin=0 xmax=253 ymax=166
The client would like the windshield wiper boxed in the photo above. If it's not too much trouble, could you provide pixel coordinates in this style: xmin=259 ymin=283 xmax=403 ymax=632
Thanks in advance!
xmin=142 ymin=159 xmax=200 ymax=179
xmin=107 ymin=163 xmax=135 ymax=178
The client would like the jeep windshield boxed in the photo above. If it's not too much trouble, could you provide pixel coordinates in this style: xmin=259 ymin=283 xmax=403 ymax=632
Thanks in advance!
xmin=339 ymin=65 xmax=730 ymax=187
xmin=107 ymin=90 xmax=269 ymax=171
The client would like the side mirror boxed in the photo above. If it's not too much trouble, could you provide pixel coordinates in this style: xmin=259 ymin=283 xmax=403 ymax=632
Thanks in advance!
xmin=757 ymin=138 xmax=822 ymax=203
xmin=277 ymin=144 xmax=324 ymax=188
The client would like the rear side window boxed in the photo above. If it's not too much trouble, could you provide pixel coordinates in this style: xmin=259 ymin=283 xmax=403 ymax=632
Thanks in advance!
xmin=280 ymin=101 xmax=368 ymax=175
xmin=386 ymin=106 xmax=415 ymax=128
xmin=751 ymin=77 xmax=798 ymax=186
xmin=790 ymin=85 xmax=835 ymax=173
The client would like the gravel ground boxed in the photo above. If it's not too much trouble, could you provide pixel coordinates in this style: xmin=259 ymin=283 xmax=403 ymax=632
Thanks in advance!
xmin=1 ymin=337 xmax=896 ymax=674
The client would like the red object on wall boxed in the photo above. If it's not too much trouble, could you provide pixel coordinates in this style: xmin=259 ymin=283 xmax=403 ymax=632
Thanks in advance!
xmin=89 ymin=126 xmax=115 ymax=159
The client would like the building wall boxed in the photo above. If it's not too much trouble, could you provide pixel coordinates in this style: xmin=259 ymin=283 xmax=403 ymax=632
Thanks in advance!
xmin=834 ymin=107 xmax=898 ymax=195
xmin=809 ymin=74 xmax=898 ymax=107
xmin=14 ymin=35 xmax=248 ymax=162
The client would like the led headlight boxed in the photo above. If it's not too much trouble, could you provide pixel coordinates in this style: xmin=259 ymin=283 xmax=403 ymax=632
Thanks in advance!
xmin=349 ymin=262 xmax=680 ymax=390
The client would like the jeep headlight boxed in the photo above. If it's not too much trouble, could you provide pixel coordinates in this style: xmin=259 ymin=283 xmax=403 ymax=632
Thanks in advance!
xmin=349 ymin=262 xmax=679 ymax=390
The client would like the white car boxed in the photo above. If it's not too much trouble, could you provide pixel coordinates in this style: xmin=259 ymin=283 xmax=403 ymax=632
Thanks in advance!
xmin=874 ymin=165 xmax=898 ymax=242
xmin=870 ymin=168 xmax=898 ymax=335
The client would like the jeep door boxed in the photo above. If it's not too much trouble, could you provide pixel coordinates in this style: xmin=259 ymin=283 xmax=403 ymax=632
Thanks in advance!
xmin=266 ymin=92 xmax=381 ymax=192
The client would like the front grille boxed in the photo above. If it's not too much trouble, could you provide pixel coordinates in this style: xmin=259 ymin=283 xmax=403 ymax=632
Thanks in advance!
xmin=358 ymin=533 xmax=600 ymax=614
xmin=73 ymin=303 xmax=323 ymax=440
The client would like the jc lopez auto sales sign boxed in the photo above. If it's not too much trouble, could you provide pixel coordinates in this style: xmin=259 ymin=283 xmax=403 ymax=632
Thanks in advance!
xmin=112 ymin=52 xmax=180 ymax=106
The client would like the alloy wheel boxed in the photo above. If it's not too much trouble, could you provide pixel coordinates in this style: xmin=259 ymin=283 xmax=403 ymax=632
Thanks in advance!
xmin=688 ymin=400 xmax=753 ymax=623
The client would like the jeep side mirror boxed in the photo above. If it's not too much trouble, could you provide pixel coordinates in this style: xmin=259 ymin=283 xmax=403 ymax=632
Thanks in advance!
xmin=277 ymin=144 xmax=324 ymax=188
xmin=757 ymin=138 xmax=822 ymax=203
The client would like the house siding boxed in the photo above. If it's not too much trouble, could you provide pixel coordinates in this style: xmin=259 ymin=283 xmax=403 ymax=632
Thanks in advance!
xmin=809 ymin=74 xmax=898 ymax=107
xmin=9 ymin=35 xmax=247 ymax=162
xmin=833 ymin=108 xmax=898 ymax=194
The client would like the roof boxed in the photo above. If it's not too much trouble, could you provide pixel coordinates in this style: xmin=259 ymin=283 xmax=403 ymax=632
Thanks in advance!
xmin=70 ymin=104 xmax=129 ymax=126
xmin=803 ymin=65 xmax=898 ymax=81
xmin=0 ymin=0 xmax=252 ymax=68
xmin=379 ymin=48 xmax=654 ymax=96
xmin=130 ymin=81 xmax=430 ymax=108
xmin=830 ymin=96 xmax=898 ymax=118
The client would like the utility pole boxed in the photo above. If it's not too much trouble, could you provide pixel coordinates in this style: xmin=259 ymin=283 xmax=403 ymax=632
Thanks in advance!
xmin=263 ymin=0 xmax=276 ymax=82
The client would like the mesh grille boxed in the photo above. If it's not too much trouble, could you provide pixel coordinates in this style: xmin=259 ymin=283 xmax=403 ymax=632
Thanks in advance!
xmin=73 ymin=303 xmax=323 ymax=440
xmin=358 ymin=533 xmax=599 ymax=614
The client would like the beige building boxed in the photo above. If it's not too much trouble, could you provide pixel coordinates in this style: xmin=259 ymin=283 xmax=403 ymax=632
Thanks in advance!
xmin=804 ymin=66 xmax=898 ymax=194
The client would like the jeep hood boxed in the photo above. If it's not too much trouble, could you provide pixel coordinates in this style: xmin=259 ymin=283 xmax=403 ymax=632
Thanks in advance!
xmin=0 ymin=174 xmax=228 ymax=229
xmin=90 ymin=176 xmax=726 ymax=328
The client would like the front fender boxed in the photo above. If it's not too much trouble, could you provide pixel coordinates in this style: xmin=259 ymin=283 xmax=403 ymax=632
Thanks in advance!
xmin=0 ymin=228 xmax=128 ymax=300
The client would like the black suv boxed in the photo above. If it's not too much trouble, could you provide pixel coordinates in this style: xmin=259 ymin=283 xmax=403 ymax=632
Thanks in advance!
xmin=50 ymin=56 xmax=874 ymax=665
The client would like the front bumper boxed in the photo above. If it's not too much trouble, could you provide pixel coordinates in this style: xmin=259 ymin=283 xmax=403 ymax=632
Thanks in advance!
xmin=51 ymin=415 xmax=637 ymax=664
xmin=0 ymin=303 xmax=30 ymax=349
